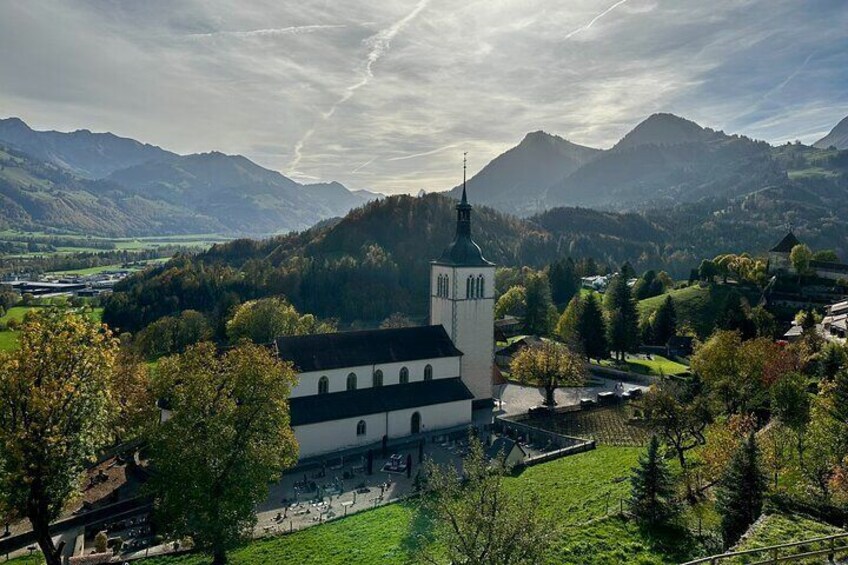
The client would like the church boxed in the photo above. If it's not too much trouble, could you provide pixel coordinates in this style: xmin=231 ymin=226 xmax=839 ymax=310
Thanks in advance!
xmin=278 ymin=186 xmax=496 ymax=459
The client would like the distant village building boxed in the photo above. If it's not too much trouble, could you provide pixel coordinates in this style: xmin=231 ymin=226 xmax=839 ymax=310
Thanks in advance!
xmin=276 ymin=185 xmax=496 ymax=460
xmin=783 ymin=299 xmax=848 ymax=344
xmin=767 ymin=231 xmax=848 ymax=281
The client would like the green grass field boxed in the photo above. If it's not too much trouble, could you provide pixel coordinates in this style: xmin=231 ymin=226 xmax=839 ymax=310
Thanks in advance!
xmin=140 ymin=446 xmax=708 ymax=565
xmin=592 ymin=354 xmax=689 ymax=376
xmin=0 ymin=306 xmax=103 ymax=351
xmin=731 ymin=511 xmax=845 ymax=563
xmin=638 ymin=284 xmax=758 ymax=338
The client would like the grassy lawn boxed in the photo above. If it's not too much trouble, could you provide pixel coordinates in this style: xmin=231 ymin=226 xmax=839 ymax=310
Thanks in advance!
xmin=638 ymin=284 xmax=759 ymax=339
xmin=732 ymin=511 xmax=845 ymax=562
xmin=0 ymin=330 xmax=20 ymax=351
xmin=0 ymin=306 xmax=103 ymax=351
xmin=591 ymin=354 xmax=689 ymax=377
xmin=140 ymin=446 xmax=707 ymax=565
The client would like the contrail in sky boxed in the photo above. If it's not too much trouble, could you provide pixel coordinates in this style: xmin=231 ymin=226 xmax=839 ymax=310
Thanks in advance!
xmin=564 ymin=0 xmax=630 ymax=39
xmin=387 ymin=143 xmax=459 ymax=161
xmin=188 ymin=25 xmax=346 ymax=38
xmin=288 ymin=0 xmax=431 ymax=173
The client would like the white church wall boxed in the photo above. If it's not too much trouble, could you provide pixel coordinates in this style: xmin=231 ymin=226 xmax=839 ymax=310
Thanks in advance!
xmin=294 ymin=399 xmax=473 ymax=459
xmin=386 ymin=399 xmax=472 ymax=439
xmin=295 ymin=412 xmax=387 ymax=459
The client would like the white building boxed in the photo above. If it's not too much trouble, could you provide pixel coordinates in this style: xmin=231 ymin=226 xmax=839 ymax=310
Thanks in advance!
xmin=278 ymin=186 xmax=495 ymax=459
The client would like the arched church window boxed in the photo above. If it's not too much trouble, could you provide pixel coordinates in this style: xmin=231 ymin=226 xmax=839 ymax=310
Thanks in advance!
xmin=356 ymin=420 xmax=366 ymax=436
xmin=318 ymin=376 xmax=329 ymax=395
xmin=399 ymin=366 xmax=409 ymax=384
xmin=424 ymin=364 xmax=433 ymax=381
xmin=444 ymin=275 xmax=449 ymax=297
xmin=373 ymin=369 xmax=383 ymax=388
xmin=347 ymin=372 xmax=357 ymax=391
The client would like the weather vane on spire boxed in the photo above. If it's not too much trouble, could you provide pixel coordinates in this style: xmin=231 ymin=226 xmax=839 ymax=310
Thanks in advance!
xmin=463 ymin=151 xmax=468 ymax=190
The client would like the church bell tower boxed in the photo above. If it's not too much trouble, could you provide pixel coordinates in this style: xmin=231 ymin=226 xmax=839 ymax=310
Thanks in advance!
xmin=430 ymin=155 xmax=495 ymax=405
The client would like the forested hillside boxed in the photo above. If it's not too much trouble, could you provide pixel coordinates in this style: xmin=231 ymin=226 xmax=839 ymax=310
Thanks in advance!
xmin=104 ymin=188 xmax=846 ymax=333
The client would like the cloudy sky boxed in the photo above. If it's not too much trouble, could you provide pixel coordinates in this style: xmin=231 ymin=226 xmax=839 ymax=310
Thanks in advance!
xmin=1 ymin=0 xmax=847 ymax=194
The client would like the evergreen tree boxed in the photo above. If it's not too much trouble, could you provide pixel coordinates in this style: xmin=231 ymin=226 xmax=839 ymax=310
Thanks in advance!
xmin=716 ymin=433 xmax=766 ymax=547
xmin=579 ymin=293 xmax=608 ymax=361
xmin=717 ymin=290 xmax=755 ymax=339
xmin=524 ymin=272 xmax=556 ymax=336
xmin=604 ymin=275 xmax=639 ymax=360
xmin=651 ymin=295 xmax=677 ymax=345
xmin=549 ymin=258 xmax=579 ymax=306
xmin=630 ymin=436 xmax=678 ymax=526
xmin=620 ymin=261 xmax=637 ymax=281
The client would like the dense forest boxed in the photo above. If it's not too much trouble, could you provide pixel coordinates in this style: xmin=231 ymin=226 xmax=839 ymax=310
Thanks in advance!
xmin=104 ymin=189 xmax=847 ymax=333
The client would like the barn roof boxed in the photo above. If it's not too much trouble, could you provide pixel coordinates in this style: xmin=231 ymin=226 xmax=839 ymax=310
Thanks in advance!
xmin=770 ymin=232 xmax=801 ymax=253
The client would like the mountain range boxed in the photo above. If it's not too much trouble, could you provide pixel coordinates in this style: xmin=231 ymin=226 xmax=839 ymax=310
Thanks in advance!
xmin=453 ymin=113 xmax=818 ymax=214
xmin=0 ymin=118 xmax=379 ymax=236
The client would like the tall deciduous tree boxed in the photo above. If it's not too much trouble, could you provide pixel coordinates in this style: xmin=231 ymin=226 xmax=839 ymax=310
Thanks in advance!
xmin=226 ymin=296 xmax=335 ymax=345
xmin=419 ymin=436 xmax=554 ymax=565
xmin=716 ymin=433 xmax=766 ymax=547
xmin=149 ymin=342 xmax=299 ymax=565
xmin=510 ymin=341 xmax=585 ymax=407
xmin=523 ymin=273 xmax=556 ymax=337
xmin=630 ymin=436 xmax=678 ymax=526
xmin=495 ymin=285 xmax=527 ymax=320
xmin=642 ymin=381 xmax=710 ymax=496
xmin=790 ymin=244 xmax=813 ymax=278
xmin=771 ymin=372 xmax=811 ymax=464
xmin=0 ymin=312 xmax=118 ymax=565
xmin=555 ymin=294 xmax=582 ymax=345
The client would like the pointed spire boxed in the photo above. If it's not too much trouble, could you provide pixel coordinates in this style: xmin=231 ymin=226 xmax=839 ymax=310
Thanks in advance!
xmin=461 ymin=151 xmax=468 ymax=205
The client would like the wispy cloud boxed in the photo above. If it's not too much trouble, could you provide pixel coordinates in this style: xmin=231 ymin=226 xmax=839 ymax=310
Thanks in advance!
xmin=187 ymin=24 xmax=346 ymax=39
xmin=288 ymin=0 xmax=431 ymax=172
xmin=564 ymin=0 xmax=630 ymax=39
xmin=1 ymin=0 xmax=846 ymax=194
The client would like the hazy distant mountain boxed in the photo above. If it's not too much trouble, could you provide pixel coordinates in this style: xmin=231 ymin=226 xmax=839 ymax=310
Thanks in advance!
xmin=545 ymin=116 xmax=783 ymax=210
xmin=106 ymin=152 xmax=378 ymax=234
xmin=0 ymin=118 xmax=379 ymax=235
xmin=0 ymin=144 xmax=221 ymax=235
xmin=613 ymin=113 xmax=721 ymax=150
xmin=814 ymin=115 xmax=848 ymax=149
xmin=447 ymin=131 xmax=599 ymax=214
xmin=0 ymin=117 xmax=175 ymax=178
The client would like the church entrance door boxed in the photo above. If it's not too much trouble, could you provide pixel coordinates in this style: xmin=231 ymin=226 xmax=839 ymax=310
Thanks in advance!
xmin=411 ymin=412 xmax=421 ymax=434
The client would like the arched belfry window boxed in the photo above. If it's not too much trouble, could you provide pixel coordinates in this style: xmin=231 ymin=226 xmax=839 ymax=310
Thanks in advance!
xmin=373 ymin=369 xmax=383 ymax=388
xmin=347 ymin=372 xmax=357 ymax=391
xmin=356 ymin=420 xmax=366 ymax=436
xmin=477 ymin=275 xmax=484 ymax=298
xmin=424 ymin=364 xmax=433 ymax=381
xmin=443 ymin=275 xmax=449 ymax=297
xmin=466 ymin=275 xmax=473 ymax=298
xmin=318 ymin=376 xmax=329 ymax=395
xmin=399 ymin=366 xmax=409 ymax=384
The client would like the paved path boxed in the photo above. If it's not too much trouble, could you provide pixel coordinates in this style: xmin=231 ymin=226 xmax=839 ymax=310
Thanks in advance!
xmin=493 ymin=378 xmax=650 ymax=417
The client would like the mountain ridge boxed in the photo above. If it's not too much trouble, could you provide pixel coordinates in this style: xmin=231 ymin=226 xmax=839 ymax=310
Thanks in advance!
xmin=0 ymin=118 xmax=380 ymax=235
xmin=814 ymin=115 xmax=848 ymax=149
